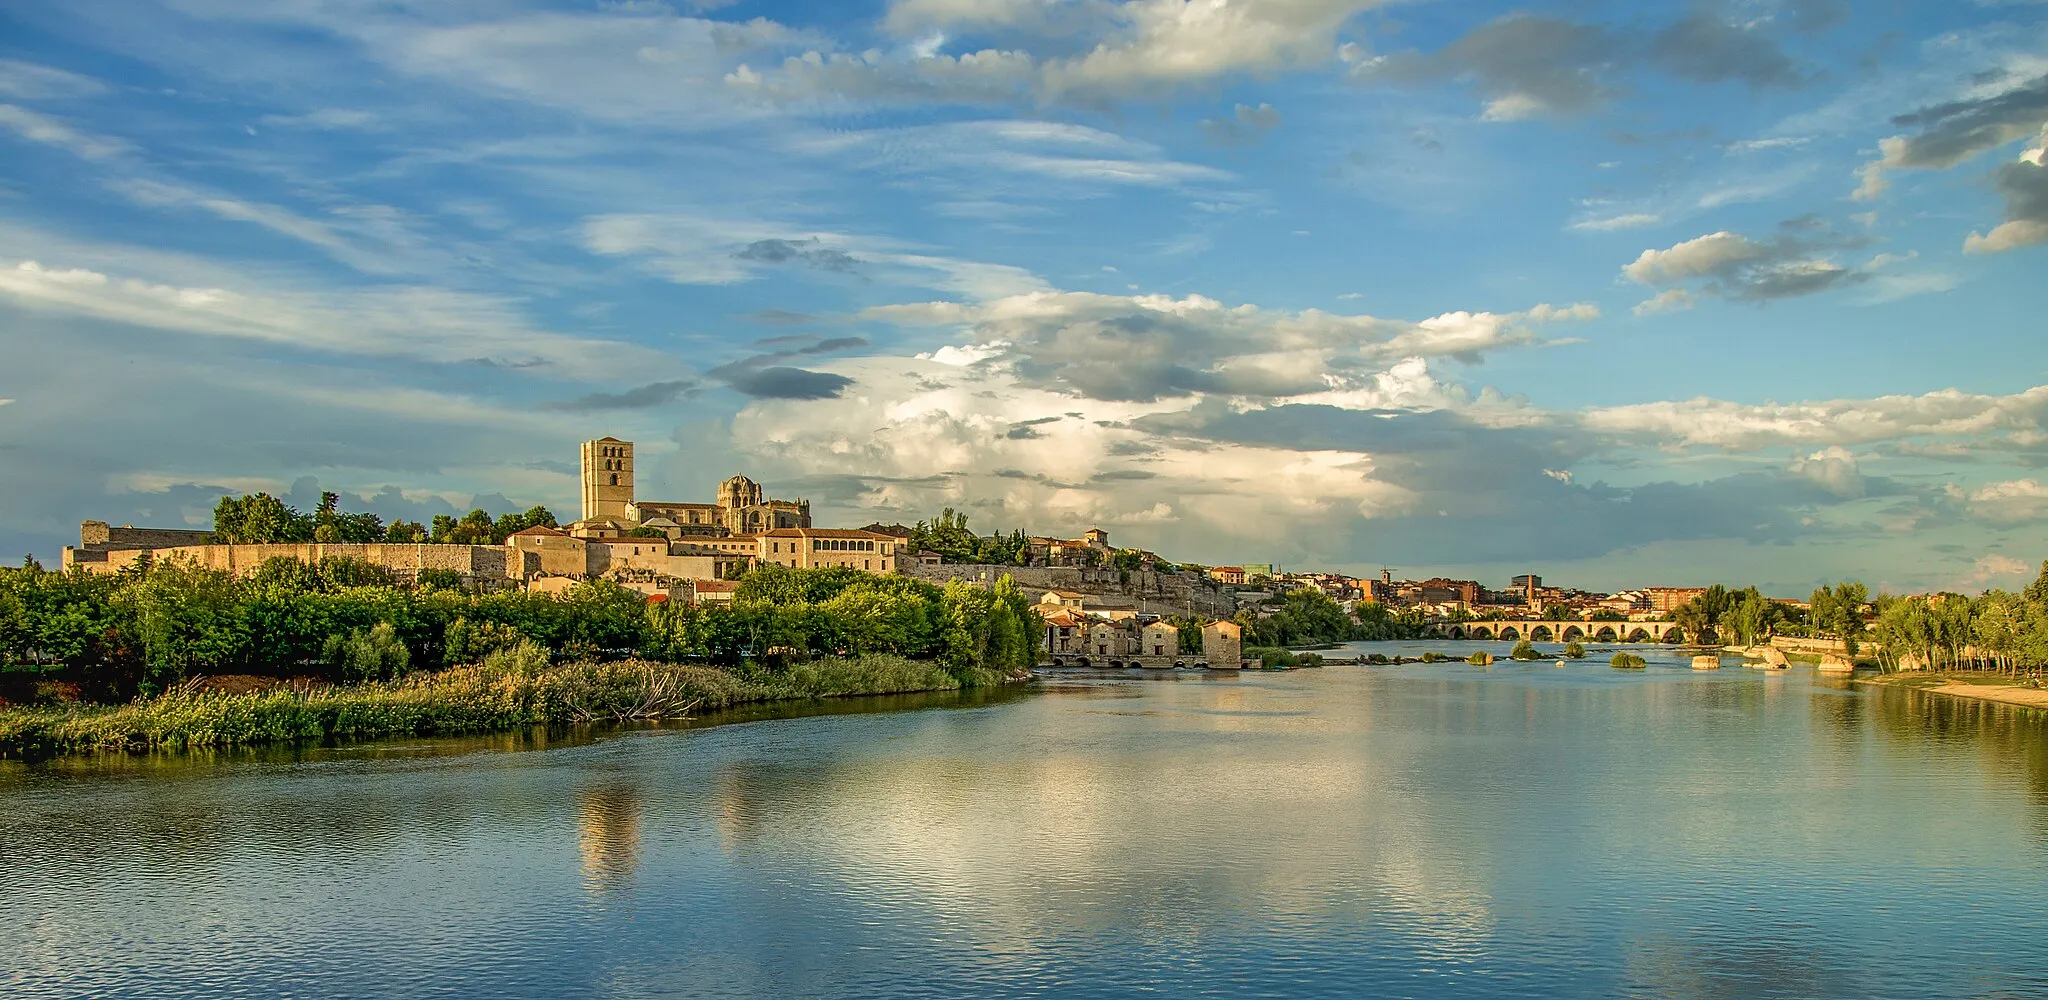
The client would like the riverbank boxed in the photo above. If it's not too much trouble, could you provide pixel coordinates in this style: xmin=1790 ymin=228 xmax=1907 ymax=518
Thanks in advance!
xmin=1855 ymin=672 xmax=2048 ymax=711
xmin=0 ymin=654 xmax=1022 ymax=759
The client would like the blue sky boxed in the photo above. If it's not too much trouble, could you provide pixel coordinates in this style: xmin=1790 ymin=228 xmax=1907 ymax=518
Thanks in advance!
xmin=2 ymin=0 xmax=2045 ymax=595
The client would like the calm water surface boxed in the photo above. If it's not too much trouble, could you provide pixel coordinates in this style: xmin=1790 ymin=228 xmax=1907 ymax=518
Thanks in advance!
xmin=7 ymin=641 xmax=2048 ymax=998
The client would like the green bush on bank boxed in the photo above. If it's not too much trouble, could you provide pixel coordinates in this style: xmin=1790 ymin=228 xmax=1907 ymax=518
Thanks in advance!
xmin=1245 ymin=647 xmax=1324 ymax=668
xmin=1611 ymin=652 xmax=1648 ymax=669
xmin=1510 ymin=639 xmax=1539 ymax=661
xmin=0 ymin=560 xmax=1041 ymax=700
xmin=0 ymin=650 xmax=974 ymax=758
xmin=1563 ymin=641 xmax=1586 ymax=659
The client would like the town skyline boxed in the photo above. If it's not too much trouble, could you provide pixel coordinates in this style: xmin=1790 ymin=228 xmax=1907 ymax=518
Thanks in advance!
xmin=2 ymin=1 xmax=2045 ymax=595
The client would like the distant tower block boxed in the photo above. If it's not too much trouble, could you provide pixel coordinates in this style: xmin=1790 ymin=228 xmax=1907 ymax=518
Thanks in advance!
xmin=580 ymin=437 xmax=636 ymax=522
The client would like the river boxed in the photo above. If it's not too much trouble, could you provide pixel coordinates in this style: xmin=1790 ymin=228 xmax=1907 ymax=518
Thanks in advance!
xmin=5 ymin=641 xmax=2048 ymax=998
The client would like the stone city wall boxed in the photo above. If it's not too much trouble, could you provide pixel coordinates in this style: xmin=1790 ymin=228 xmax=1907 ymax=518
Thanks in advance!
xmin=82 ymin=543 xmax=512 ymax=581
xmin=78 ymin=521 xmax=216 ymax=550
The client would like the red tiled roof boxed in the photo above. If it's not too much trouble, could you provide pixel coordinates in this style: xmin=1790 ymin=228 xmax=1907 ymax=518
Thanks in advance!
xmin=508 ymin=525 xmax=568 ymax=537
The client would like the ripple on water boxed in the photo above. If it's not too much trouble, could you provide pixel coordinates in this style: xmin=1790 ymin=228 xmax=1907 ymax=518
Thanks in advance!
xmin=5 ymin=659 xmax=2048 ymax=998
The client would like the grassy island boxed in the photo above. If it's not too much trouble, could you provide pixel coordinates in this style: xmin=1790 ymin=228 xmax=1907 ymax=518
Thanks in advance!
xmin=1 ymin=559 xmax=1038 ymax=758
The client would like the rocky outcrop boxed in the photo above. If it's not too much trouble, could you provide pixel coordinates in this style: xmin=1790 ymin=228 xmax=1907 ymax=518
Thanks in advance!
xmin=1691 ymin=654 xmax=1722 ymax=670
xmin=1818 ymin=653 xmax=1855 ymax=673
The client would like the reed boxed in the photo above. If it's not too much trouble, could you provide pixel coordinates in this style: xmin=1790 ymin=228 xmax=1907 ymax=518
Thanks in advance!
xmin=0 ymin=649 xmax=983 ymax=758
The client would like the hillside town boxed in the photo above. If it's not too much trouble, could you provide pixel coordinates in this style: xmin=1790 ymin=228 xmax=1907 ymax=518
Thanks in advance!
xmin=59 ymin=436 xmax=1826 ymax=666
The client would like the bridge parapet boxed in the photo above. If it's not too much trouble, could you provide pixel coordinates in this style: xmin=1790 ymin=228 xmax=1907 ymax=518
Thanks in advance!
xmin=1439 ymin=621 xmax=1687 ymax=643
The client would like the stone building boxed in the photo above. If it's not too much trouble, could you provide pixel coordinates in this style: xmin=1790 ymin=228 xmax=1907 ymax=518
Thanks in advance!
xmin=63 ymin=521 xmax=216 ymax=572
xmin=754 ymin=528 xmax=901 ymax=574
xmin=1202 ymin=620 xmax=1244 ymax=670
xmin=573 ymin=438 xmax=809 ymax=538
xmin=1142 ymin=621 xmax=1180 ymax=658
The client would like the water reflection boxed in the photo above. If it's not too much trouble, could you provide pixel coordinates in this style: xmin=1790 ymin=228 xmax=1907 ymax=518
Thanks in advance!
xmin=5 ymin=657 xmax=2048 ymax=998
xmin=577 ymin=784 xmax=643 ymax=891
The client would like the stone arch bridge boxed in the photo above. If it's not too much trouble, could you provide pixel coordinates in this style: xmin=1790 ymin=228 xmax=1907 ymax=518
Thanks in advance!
xmin=1440 ymin=621 xmax=1688 ymax=643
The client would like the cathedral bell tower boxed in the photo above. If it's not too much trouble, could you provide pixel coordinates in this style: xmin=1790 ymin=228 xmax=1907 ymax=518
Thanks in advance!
xmin=580 ymin=438 xmax=636 ymax=522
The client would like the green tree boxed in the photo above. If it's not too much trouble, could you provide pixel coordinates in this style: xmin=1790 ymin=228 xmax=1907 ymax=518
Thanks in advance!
xmin=213 ymin=493 xmax=313 ymax=544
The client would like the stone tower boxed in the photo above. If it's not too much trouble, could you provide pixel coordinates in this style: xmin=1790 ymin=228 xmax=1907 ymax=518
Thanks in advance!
xmin=580 ymin=437 xmax=636 ymax=522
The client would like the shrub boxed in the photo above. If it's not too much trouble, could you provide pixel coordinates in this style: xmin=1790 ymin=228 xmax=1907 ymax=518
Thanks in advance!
xmin=1563 ymin=641 xmax=1586 ymax=659
xmin=322 ymin=623 xmax=411 ymax=682
xmin=1510 ymin=639 xmax=1538 ymax=661
xmin=1468 ymin=651 xmax=1493 ymax=666
xmin=1420 ymin=651 xmax=1444 ymax=663
xmin=444 ymin=617 xmax=528 ymax=667
xmin=416 ymin=568 xmax=464 ymax=591
xmin=1610 ymin=652 xmax=1648 ymax=669
xmin=1365 ymin=653 xmax=1390 ymax=664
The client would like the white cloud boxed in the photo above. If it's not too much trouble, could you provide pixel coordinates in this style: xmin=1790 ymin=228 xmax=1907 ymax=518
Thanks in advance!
xmin=0 ymin=103 xmax=129 ymax=159
xmin=1585 ymin=385 xmax=2048 ymax=451
xmin=1632 ymin=288 xmax=1694 ymax=316
xmin=581 ymin=211 xmax=1050 ymax=298
xmin=1788 ymin=446 xmax=1866 ymax=498
xmin=730 ymin=351 xmax=1416 ymax=545
xmin=1963 ymin=553 xmax=2034 ymax=589
xmin=1622 ymin=231 xmax=1767 ymax=283
xmin=0 ymin=59 xmax=106 ymax=100
xmin=1569 ymin=212 xmax=1660 ymax=232
xmin=1964 ymin=479 xmax=2048 ymax=526
xmin=0 ymin=258 xmax=675 ymax=382
xmin=1622 ymin=229 xmax=1867 ymax=303
xmin=731 ymin=0 xmax=1381 ymax=106
xmin=257 ymin=108 xmax=381 ymax=130
xmin=866 ymin=290 xmax=1597 ymax=401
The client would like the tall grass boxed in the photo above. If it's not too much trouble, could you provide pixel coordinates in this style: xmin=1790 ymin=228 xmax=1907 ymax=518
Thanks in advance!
xmin=0 ymin=647 xmax=992 ymax=758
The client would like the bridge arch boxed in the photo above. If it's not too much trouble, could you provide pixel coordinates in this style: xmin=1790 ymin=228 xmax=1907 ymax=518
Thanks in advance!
xmin=1591 ymin=626 xmax=1619 ymax=642
xmin=1446 ymin=625 xmax=1467 ymax=640
xmin=1498 ymin=626 xmax=1521 ymax=640
xmin=1530 ymin=624 xmax=1554 ymax=641
xmin=1562 ymin=625 xmax=1585 ymax=641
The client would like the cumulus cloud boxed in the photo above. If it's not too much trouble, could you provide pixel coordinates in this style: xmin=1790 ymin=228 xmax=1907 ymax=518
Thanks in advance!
xmin=867 ymin=290 xmax=1598 ymax=402
xmin=1961 ymin=479 xmax=2048 ymax=527
xmin=1620 ymin=227 xmax=1873 ymax=304
xmin=1963 ymin=130 xmax=2048 ymax=253
xmin=1854 ymin=72 xmax=2048 ymax=202
xmin=1788 ymin=446 xmax=1867 ymax=498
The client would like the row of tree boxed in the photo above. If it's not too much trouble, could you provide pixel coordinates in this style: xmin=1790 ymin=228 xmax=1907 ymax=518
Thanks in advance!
xmin=1237 ymin=588 xmax=1430 ymax=648
xmin=901 ymin=508 xmax=1151 ymax=570
xmin=1869 ymin=570 xmax=2048 ymax=674
xmin=212 ymin=492 xmax=559 ymax=546
xmin=0 ymin=558 xmax=1040 ymax=701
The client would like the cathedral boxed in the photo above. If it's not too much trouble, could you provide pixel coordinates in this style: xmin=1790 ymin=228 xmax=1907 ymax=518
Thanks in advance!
xmin=573 ymin=437 xmax=809 ymax=538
